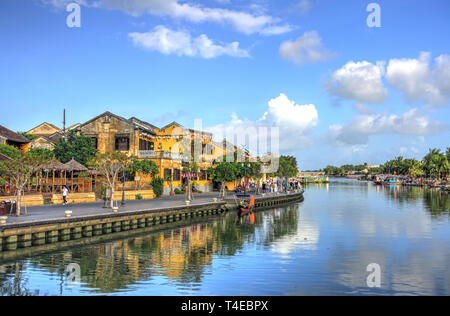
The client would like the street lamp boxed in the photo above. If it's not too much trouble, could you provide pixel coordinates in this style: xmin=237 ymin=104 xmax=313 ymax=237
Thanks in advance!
xmin=242 ymin=163 xmax=250 ymax=196
xmin=121 ymin=170 xmax=126 ymax=206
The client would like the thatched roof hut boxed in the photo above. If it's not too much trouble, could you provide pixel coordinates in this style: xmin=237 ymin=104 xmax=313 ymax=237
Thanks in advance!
xmin=63 ymin=158 xmax=88 ymax=172
xmin=40 ymin=159 xmax=65 ymax=171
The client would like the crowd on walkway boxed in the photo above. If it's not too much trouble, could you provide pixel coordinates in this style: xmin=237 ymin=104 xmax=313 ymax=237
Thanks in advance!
xmin=238 ymin=178 xmax=303 ymax=194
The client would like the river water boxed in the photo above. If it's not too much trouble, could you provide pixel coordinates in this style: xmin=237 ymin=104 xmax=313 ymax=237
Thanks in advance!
xmin=1 ymin=179 xmax=449 ymax=296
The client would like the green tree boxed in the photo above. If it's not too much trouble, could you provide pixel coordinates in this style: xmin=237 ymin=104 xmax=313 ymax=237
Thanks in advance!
xmin=274 ymin=155 xmax=298 ymax=179
xmin=0 ymin=151 xmax=50 ymax=216
xmin=17 ymin=132 xmax=37 ymax=141
xmin=28 ymin=148 xmax=55 ymax=161
xmin=53 ymin=130 xmax=97 ymax=166
xmin=129 ymin=159 xmax=159 ymax=189
xmin=0 ymin=144 xmax=21 ymax=160
xmin=422 ymin=149 xmax=449 ymax=179
xmin=150 ymin=177 xmax=164 ymax=198
xmin=183 ymin=162 xmax=199 ymax=201
xmin=207 ymin=162 xmax=238 ymax=198
xmin=88 ymin=152 xmax=131 ymax=209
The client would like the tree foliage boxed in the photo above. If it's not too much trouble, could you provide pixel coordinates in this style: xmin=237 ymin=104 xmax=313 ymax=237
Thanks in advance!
xmin=322 ymin=148 xmax=450 ymax=179
xmin=421 ymin=149 xmax=449 ymax=179
xmin=150 ymin=177 xmax=164 ymax=198
xmin=28 ymin=148 xmax=55 ymax=161
xmin=17 ymin=132 xmax=37 ymax=141
xmin=129 ymin=159 xmax=159 ymax=189
xmin=0 ymin=151 xmax=50 ymax=216
xmin=53 ymin=130 xmax=97 ymax=166
xmin=270 ymin=155 xmax=298 ymax=178
xmin=183 ymin=162 xmax=199 ymax=201
xmin=207 ymin=162 xmax=238 ymax=197
xmin=0 ymin=144 xmax=21 ymax=160
xmin=88 ymin=152 xmax=131 ymax=208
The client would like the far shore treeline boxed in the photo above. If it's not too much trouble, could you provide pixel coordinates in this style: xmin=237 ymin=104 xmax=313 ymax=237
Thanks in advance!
xmin=322 ymin=148 xmax=450 ymax=179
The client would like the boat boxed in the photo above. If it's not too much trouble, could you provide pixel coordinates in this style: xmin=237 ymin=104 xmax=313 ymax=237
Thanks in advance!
xmin=373 ymin=175 xmax=387 ymax=185
xmin=239 ymin=196 xmax=255 ymax=215
xmin=383 ymin=175 xmax=408 ymax=185
xmin=300 ymin=176 xmax=329 ymax=184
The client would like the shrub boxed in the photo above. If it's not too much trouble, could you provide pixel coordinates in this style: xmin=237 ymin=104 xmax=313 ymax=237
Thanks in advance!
xmin=174 ymin=188 xmax=184 ymax=195
xmin=135 ymin=194 xmax=143 ymax=200
xmin=151 ymin=177 xmax=164 ymax=198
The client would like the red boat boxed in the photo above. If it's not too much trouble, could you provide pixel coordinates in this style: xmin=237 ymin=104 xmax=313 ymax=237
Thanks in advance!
xmin=239 ymin=196 xmax=255 ymax=216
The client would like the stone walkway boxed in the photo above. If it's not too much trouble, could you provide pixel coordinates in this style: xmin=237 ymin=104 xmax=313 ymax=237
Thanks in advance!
xmin=2 ymin=191 xmax=298 ymax=225
xmin=3 ymin=192 xmax=223 ymax=224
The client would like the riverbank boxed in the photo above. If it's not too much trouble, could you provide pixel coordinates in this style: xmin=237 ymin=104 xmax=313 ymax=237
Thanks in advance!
xmin=0 ymin=191 xmax=304 ymax=255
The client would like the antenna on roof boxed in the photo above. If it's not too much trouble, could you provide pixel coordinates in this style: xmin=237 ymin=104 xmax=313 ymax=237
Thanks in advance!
xmin=63 ymin=109 xmax=66 ymax=135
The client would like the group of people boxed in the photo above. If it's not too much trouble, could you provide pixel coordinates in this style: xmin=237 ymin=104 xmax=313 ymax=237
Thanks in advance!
xmin=262 ymin=179 xmax=301 ymax=194
xmin=236 ymin=179 xmax=302 ymax=194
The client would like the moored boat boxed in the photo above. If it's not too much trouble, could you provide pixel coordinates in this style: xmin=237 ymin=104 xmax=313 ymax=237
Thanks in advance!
xmin=238 ymin=196 xmax=255 ymax=216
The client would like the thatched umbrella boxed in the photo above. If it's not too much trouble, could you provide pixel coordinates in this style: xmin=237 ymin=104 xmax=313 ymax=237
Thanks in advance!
xmin=63 ymin=158 xmax=88 ymax=192
xmin=40 ymin=159 xmax=65 ymax=193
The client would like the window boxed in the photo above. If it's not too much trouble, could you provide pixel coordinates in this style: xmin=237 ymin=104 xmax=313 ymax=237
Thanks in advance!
xmin=115 ymin=136 xmax=130 ymax=151
xmin=164 ymin=168 xmax=172 ymax=181
xmin=200 ymin=170 xmax=207 ymax=181
xmin=173 ymin=169 xmax=181 ymax=181
xmin=139 ymin=139 xmax=154 ymax=151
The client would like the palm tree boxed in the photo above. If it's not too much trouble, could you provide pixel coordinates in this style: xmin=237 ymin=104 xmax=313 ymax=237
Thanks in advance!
xmin=423 ymin=149 xmax=449 ymax=179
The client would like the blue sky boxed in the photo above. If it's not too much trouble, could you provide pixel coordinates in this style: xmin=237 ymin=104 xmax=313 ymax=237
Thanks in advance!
xmin=0 ymin=0 xmax=449 ymax=169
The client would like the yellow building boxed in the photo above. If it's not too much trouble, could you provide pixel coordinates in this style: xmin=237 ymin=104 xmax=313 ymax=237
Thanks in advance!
xmin=27 ymin=122 xmax=80 ymax=150
xmin=76 ymin=112 xmax=218 ymax=194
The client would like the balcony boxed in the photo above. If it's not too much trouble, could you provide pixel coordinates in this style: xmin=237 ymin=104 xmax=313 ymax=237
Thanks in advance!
xmin=138 ymin=150 xmax=183 ymax=160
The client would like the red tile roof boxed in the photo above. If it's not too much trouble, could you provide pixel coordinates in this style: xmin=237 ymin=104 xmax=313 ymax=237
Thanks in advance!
xmin=0 ymin=125 xmax=31 ymax=144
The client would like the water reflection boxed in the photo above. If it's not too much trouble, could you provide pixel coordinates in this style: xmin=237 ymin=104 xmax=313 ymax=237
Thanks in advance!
xmin=0 ymin=206 xmax=300 ymax=295
xmin=0 ymin=179 xmax=449 ymax=296
xmin=374 ymin=183 xmax=450 ymax=217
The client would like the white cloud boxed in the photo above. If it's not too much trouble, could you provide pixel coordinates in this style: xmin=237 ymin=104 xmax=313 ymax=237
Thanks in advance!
xmin=325 ymin=60 xmax=388 ymax=104
xmin=279 ymin=31 xmax=336 ymax=65
xmin=386 ymin=52 xmax=450 ymax=107
xmin=435 ymin=54 xmax=450 ymax=96
xmin=296 ymin=0 xmax=312 ymax=15
xmin=329 ymin=108 xmax=447 ymax=145
xmin=129 ymin=26 xmax=250 ymax=59
xmin=102 ymin=0 xmax=292 ymax=35
xmin=207 ymin=94 xmax=319 ymax=152
xmin=327 ymin=53 xmax=450 ymax=107
xmin=41 ymin=0 xmax=99 ymax=9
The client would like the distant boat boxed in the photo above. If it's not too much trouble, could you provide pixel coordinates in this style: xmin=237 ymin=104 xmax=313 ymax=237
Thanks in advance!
xmin=300 ymin=176 xmax=329 ymax=184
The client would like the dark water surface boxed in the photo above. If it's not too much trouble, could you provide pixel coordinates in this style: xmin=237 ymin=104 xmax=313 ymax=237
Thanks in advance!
xmin=1 ymin=179 xmax=449 ymax=296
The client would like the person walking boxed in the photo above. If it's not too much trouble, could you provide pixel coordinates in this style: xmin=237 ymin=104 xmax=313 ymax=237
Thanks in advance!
xmin=62 ymin=186 xmax=69 ymax=206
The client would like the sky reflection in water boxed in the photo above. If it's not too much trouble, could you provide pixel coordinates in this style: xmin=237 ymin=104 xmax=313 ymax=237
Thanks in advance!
xmin=0 ymin=179 xmax=449 ymax=296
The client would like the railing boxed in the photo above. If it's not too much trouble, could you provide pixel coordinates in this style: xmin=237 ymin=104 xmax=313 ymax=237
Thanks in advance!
xmin=138 ymin=150 xmax=183 ymax=160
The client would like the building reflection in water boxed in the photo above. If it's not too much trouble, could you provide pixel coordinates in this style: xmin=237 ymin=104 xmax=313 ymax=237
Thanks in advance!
xmin=0 ymin=204 xmax=302 ymax=295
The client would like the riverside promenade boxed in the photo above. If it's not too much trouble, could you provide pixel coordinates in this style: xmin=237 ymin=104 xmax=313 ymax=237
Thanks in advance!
xmin=3 ymin=192 xmax=224 ymax=225
xmin=0 ymin=190 xmax=304 ymax=255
